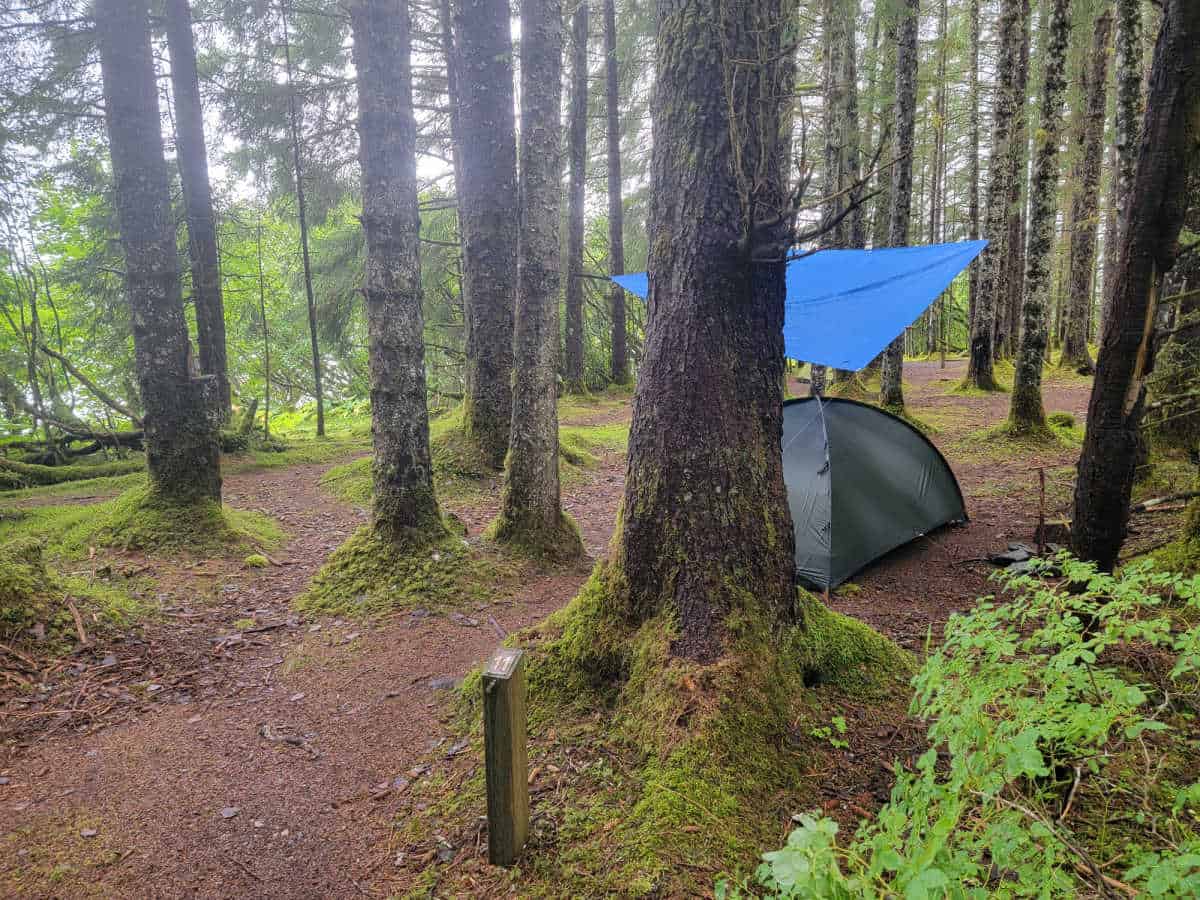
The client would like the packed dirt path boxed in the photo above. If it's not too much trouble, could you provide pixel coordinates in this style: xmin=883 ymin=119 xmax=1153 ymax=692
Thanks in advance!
xmin=1 ymin=364 xmax=1098 ymax=898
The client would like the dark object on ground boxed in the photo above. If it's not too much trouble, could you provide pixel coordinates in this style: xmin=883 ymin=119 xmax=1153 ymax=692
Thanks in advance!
xmin=783 ymin=397 xmax=967 ymax=589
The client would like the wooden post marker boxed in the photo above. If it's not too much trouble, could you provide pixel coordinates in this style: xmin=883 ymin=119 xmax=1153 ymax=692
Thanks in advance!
xmin=482 ymin=647 xmax=529 ymax=866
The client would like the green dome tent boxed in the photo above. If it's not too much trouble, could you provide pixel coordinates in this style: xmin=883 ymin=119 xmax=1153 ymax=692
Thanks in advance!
xmin=783 ymin=397 xmax=967 ymax=589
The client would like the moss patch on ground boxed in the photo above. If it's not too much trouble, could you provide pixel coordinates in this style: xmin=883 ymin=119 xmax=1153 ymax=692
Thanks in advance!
xmin=1 ymin=812 xmax=129 ymax=898
xmin=295 ymin=525 xmax=527 ymax=618
xmin=0 ymin=536 xmax=148 ymax=650
xmin=384 ymin=566 xmax=912 ymax=897
xmin=0 ymin=485 xmax=282 ymax=558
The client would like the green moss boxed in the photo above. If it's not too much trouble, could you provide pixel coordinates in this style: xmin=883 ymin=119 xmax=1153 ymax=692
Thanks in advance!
xmin=485 ymin=506 xmax=585 ymax=562
xmin=1150 ymin=538 xmax=1200 ymax=576
xmin=432 ymin=567 xmax=912 ymax=895
xmin=0 ymin=537 xmax=148 ymax=647
xmin=296 ymin=524 xmax=520 ymax=617
xmin=1046 ymin=410 xmax=1076 ymax=428
xmin=0 ymin=471 xmax=145 ymax=504
xmin=243 ymin=554 xmax=269 ymax=568
xmin=0 ymin=456 xmax=145 ymax=490
xmin=75 ymin=485 xmax=283 ymax=555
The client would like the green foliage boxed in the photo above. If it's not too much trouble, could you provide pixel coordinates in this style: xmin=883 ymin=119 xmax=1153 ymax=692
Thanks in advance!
xmin=0 ymin=538 xmax=56 ymax=638
xmin=733 ymin=555 xmax=1200 ymax=898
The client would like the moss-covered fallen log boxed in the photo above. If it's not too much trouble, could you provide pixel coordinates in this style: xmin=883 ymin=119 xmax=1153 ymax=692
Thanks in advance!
xmin=0 ymin=456 xmax=144 ymax=490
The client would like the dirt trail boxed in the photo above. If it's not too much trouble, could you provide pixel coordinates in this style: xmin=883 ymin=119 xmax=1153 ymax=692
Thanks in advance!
xmin=1 ymin=452 xmax=621 ymax=898
xmin=0 ymin=364 xmax=1097 ymax=898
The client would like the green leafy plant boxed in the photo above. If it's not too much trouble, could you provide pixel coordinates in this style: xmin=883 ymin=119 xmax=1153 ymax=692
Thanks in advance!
xmin=727 ymin=555 xmax=1200 ymax=898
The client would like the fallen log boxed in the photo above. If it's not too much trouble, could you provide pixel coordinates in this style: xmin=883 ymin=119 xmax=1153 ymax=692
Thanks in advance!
xmin=0 ymin=456 xmax=143 ymax=489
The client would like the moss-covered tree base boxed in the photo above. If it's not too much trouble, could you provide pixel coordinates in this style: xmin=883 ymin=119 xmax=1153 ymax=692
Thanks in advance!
xmin=485 ymin=508 xmax=585 ymax=562
xmin=388 ymin=564 xmax=912 ymax=897
xmin=73 ymin=484 xmax=283 ymax=555
xmin=296 ymin=524 xmax=521 ymax=617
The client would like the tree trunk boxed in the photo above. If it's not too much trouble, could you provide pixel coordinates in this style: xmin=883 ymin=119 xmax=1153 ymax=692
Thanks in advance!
xmin=965 ymin=0 xmax=1023 ymax=390
xmin=1060 ymin=9 xmax=1113 ymax=373
xmin=1072 ymin=0 xmax=1200 ymax=570
xmin=603 ymin=0 xmax=629 ymax=385
xmin=350 ymin=0 xmax=446 ymax=542
xmin=966 ymin=0 xmax=981 ymax=332
xmin=563 ymin=0 xmax=589 ymax=394
xmin=879 ymin=0 xmax=918 ymax=412
xmin=452 ymin=0 xmax=518 ymax=468
xmin=997 ymin=0 xmax=1032 ymax=362
xmin=1009 ymin=0 xmax=1072 ymax=431
xmin=279 ymin=0 xmax=324 ymax=437
xmin=164 ymin=0 xmax=231 ymax=423
xmin=256 ymin=220 xmax=271 ymax=438
xmin=96 ymin=0 xmax=220 ymax=503
xmin=1100 ymin=0 xmax=1143 ymax=336
xmin=616 ymin=0 xmax=797 ymax=661
xmin=491 ymin=0 xmax=581 ymax=558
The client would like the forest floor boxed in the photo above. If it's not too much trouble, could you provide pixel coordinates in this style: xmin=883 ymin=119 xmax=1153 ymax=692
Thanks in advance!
xmin=0 ymin=360 xmax=1193 ymax=898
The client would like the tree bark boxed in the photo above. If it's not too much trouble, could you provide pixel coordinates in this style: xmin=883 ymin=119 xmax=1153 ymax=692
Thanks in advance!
xmin=1100 ymin=0 xmax=1143 ymax=336
xmin=1009 ymin=0 xmax=1072 ymax=431
xmin=350 ymin=0 xmax=446 ymax=542
xmin=997 ymin=0 xmax=1031 ymax=362
xmin=96 ymin=0 xmax=221 ymax=504
xmin=1060 ymin=9 xmax=1113 ymax=373
xmin=879 ymin=0 xmax=918 ymax=411
xmin=164 ymin=0 xmax=231 ymax=422
xmin=491 ymin=0 xmax=581 ymax=557
xmin=966 ymin=0 xmax=981 ymax=334
xmin=616 ymin=0 xmax=797 ymax=661
xmin=452 ymin=0 xmax=519 ymax=468
xmin=563 ymin=0 xmax=589 ymax=394
xmin=279 ymin=0 xmax=324 ymax=437
xmin=1072 ymin=0 xmax=1200 ymax=570
xmin=603 ymin=0 xmax=629 ymax=385
xmin=965 ymin=0 xmax=1023 ymax=389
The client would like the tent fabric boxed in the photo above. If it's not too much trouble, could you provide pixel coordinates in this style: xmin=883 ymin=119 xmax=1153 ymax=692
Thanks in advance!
xmin=782 ymin=397 xmax=967 ymax=589
xmin=611 ymin=239 xmax=987 ymax=371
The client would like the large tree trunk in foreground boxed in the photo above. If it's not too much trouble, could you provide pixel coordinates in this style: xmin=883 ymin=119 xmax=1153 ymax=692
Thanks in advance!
xmin=965 ymin=0 xmax=1023 ymax=390
xmin=603 ymin=0 xmax=628 ymax=385
xmin=563 ymin=0 xmax=589 ymax=394
xmin=1060 ymin=9 xmax=1112 ymax=373
xmin=164 ymin=0 xmax=231 ymax=423
xmin=879 ymin=0 xmax=917 ymax=411
xmin=1072 ymin=0 xmax=1200 ymax=571
xmin=617 ymin=0 xmax=796 ymax=661
xmin=491 ymin=0 xmax=581 ymax=557
xmin=350 ymin=0 xmax=445 ymax=541
xmin=96 ymin=0 xmax=220 ymax=504
xmin=1009 ymin=0 xmax=1071 ymax=431
xmin=452 ymin=0 xmax=518 ymax=468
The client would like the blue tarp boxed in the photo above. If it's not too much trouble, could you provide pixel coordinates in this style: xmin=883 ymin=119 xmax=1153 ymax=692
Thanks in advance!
xmin=611 ymin=239 xmax=987 ymax=371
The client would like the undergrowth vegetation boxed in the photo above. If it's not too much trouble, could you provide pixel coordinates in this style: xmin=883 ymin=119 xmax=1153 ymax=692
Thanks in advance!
xmin=732 ymin=555 xmax=1200 ymax=898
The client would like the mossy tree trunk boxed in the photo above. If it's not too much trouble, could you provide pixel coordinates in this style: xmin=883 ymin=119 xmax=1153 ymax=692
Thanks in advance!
xmin=350 ymin=0 xmax=446 ymax=542
xmin=164 ymin=0 xmax=231 ymax=423
xmin=563 ymin=0 xmax=589 ymax=395
xmin=1099 ymin=0 xmax=1143 ymax=337
xmin=966 ymin=0 xmax=981 ymax=331
xmin=1009 ymin=0 xmax=1072 ymax=432
xmin=452 ymin=0 xmax=518 ymax=468
xmin=1072 ymin=0 xmax=1200 ymax=570
xmin=1060 ymin=10 xmax=1112 ymax=373
xmin=491 ymin=0 xmax=582 ymax=558
xmin=96 ymin=0 xmax=221 ymax=505
xmin=996 ymin=0 xmax=1031 ymax=363
xmin=616 ymin=0 xmax=797 ymax=662
xmin=879 ymin=0 xmax=917 ymax=412
xmin=603 ymin=0 xmax=629 ymax=386
xmin=965 ymin=0 xmax=1023 ymax=390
